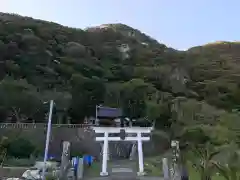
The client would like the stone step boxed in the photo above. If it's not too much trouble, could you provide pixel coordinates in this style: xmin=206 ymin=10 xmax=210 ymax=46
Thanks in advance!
xmin=111 ymin=167 xmax=133 ymax=173
xmin=110 ymin=175 xmax=139 ymax=180
xmin=110 ymin=166 xmax=138 ymax=180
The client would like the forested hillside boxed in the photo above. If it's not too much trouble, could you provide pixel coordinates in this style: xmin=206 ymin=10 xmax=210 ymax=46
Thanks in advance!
xmin=0 ymin=13 xmax=239 ymax=136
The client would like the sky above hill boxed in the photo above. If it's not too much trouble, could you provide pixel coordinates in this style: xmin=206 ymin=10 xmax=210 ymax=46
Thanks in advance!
xmin=1 ymin=0 xmax=239 ymax=50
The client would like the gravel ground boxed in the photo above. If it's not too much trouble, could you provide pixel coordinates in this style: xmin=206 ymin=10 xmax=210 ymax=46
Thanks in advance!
xmin=0 ymin=167 xmax=164 ymax=180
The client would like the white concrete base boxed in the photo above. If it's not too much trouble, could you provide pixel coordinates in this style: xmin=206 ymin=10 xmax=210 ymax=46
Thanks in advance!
xmin=100 ymin=172 xmax=109 ymax=176
xmin=137 ymin=171 xmax=146 ymax=176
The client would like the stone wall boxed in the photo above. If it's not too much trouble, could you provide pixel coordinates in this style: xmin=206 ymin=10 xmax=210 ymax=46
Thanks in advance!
xmin=0 ymin=124 xmax=167 ymax=159
xmin=0 ymin=167 xmax=28 ymax=178
xmin=0 ymin=124 xmax=100 ymax=159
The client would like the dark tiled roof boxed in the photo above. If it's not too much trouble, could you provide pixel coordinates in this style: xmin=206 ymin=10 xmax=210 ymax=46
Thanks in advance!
xmin=97 ymin=106 xmax=122 ymax=118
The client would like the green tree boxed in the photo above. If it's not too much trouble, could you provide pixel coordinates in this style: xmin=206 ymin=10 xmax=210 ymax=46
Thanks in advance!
xmin=213 ymin=143 xmax=240 ymax=180
xmin=69 ymin=77 xmax=106 ymax=123
xmin=190 ymin=142 xmax=222 ymax=180
xmin=218 ymin=112 xmax=240 ymax=145
xmin=0 ymin=78 xmax=45 ymax=122
xmin=41 ymin=90 xmax=72 ymax=124
xmin=0 ymin=136 xmax=8 ymax=163
xmin=121 ymin=79 xmax=147 ymax=119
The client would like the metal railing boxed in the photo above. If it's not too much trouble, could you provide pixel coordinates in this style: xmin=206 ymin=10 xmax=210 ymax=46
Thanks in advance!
xmin=0 ymin=123 xmax=93 ymax=129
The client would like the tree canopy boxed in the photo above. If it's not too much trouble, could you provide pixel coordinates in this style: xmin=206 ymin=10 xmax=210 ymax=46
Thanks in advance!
xmin=0 ymin=13 xmax=239 ymax=134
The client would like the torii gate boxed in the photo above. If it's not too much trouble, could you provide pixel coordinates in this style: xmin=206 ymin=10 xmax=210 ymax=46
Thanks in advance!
xmin=92 ymin=127 xmax=153 ymax=176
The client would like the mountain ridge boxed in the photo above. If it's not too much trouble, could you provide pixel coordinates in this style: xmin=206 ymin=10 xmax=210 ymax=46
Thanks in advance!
xmin=0 ymin=12 xmax=239 ymax=126
xmin=1 ymin=12 xmax=239 ymax=50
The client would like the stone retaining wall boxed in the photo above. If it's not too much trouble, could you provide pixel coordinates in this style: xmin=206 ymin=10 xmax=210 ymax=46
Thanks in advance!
xmin=0 ymin=167 xmax=28 ymax=178
xmin=0 ymin=123 xmax=166 ymax=159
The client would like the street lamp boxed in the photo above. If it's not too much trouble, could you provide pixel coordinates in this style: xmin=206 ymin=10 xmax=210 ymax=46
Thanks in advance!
xmin=42 ymin=100 xmax=54 ymax=180
xmin=95 ymin=105 xmax=102 ymax=126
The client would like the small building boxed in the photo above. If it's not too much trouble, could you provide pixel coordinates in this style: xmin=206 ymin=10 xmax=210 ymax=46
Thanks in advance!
xmin=97 ymin=106 xmax=122 ymax=119
xmin=95 ymin=106 xmax=131 ymax=127
xmin=85 ymin=106 xmax=153 ymax=128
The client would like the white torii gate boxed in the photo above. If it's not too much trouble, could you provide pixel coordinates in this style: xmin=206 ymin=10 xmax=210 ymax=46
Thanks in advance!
xmin=92 ymin=127 xmax=153 ymax=176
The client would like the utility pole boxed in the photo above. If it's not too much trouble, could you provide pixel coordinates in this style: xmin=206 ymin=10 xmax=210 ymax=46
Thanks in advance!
xmin=42 ymin=100 xmax=54 ymax=180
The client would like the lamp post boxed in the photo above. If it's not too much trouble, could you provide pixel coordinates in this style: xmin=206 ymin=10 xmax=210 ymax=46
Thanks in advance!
xmin=95 ymin=105 xmax=101 ymax=126
xmin=42 ymin=100 xmax=54 ymax=180
xmin=95 ymin=105 xmax=98 ymax=125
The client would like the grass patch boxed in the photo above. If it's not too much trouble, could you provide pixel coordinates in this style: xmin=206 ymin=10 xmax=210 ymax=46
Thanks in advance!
xmin=187 ymin=163 xmax=225 ymax=180
xmin=144 ymin=156 xmax=162 ymax=176
xmin=84 ymin=162 xmax=102 ymax=177
xmin=144 ymin=156 xmax=239 ymax=179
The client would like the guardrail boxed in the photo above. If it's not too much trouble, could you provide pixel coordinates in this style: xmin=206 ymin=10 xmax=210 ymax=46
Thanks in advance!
xmin=0 ymin=123 xmax=93 ymax=129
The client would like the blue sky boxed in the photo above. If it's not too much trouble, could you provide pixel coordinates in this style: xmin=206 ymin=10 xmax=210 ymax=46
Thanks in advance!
xmin=1 ymin=0 xmax=239 ymax=50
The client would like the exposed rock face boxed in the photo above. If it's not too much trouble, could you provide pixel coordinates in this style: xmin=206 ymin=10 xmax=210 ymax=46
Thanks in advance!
xmin=117 ymin=44 xmax=130 ymax=60
xmin=169 ymin=68 xmax=189 ymax=94
xmin=65 ymin=42 xmax=86 ymax=57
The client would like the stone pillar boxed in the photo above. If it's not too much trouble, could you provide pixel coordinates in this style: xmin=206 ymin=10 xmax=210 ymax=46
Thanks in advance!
xmin=129 ymin=143 xmax=137 ymax=160
xmin=170 ymin=140 xmax=181 ymax=180
xmin=77 ymin=158 xmax=84 ymax=180
xmin=162 ymin=158 xmax=170 ymax=180
xmin=59 ymin=141 xmax=71 ymax=180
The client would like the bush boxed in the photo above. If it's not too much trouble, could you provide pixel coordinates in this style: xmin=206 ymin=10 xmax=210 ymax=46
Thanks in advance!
xmin=7 ymin=138 xmax=36 ymax=158
xmin=46 ymin=174 xmax=57 ymax=180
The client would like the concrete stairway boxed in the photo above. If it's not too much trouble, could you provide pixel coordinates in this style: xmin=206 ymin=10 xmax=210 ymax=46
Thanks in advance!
xmin=109 ymin=160 xmax=138 ymax=180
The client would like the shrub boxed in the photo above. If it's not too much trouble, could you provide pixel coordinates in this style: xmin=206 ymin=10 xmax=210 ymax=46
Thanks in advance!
xmin=46 ymin=174 xmax=57 ymax=180
xmin=7 ymin=138 xmax=36 ymax=158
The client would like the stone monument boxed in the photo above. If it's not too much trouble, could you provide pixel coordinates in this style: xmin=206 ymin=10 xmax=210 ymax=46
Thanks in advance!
xmin=129 ymin=143 xmax=137 ymax=160
xmin=170 ymin=140 xmax=181 ymax=180
xmin=59 ymin=141 xmax=72 ymax=180
xmin=162 ymin=157 xmax=170 ymax=180
xmin=76 ymin=158 xmax=84 ymax=180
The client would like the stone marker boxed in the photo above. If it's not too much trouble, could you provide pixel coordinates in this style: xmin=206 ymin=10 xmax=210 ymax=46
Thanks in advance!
xmin=170 ymin=140 xmax=181 ymax=180
xmin=59 ymin=141 xmax=71 ymax=180
xmin=129 ymin=143 xmax=137 ymax=160
xmin=162 ymin=158 xmax=169 ymax=180
xmin=77 ymin=158 xmax=84 ymax=180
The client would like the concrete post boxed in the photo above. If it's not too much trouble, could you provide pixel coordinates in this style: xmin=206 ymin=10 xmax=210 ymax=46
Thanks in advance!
xmin=100 ymin=132 xmax=109 ymax=176
xmin=137 ymin=132 xmax=145 ymax=176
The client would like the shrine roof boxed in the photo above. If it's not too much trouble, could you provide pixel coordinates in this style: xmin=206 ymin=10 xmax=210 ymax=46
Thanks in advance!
xmin=97 ymin=106 xmax=123 ymax=118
